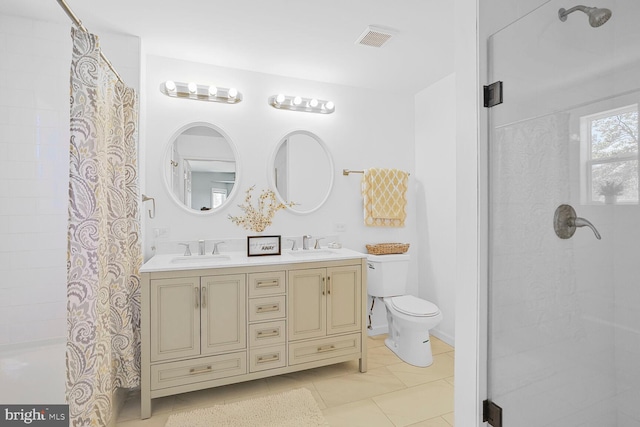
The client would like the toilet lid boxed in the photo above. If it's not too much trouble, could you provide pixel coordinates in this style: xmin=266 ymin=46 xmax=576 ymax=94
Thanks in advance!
xmin=388 ymin=295 xmax=440 ymax=317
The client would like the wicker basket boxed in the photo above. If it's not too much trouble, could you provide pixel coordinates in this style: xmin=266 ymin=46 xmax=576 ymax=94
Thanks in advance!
xmin=365 ymin=243 xmax=410 ymax=255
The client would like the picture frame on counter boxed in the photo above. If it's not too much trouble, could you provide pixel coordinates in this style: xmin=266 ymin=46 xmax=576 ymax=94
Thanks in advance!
xmin=247 ymin=235 xmax=281 ymax=257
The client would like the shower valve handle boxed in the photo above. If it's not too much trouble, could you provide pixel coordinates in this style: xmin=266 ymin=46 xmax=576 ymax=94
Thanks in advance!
xmin=553 ymin=204 xmax=601 ymax=240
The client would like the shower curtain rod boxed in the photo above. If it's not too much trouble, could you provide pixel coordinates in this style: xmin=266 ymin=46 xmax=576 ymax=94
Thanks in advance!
xmin=56 ymin=0 xmax=125 ymax=84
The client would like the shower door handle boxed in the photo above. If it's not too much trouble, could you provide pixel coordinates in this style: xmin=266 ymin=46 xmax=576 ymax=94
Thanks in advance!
xmin=554 ymin=204 xmax=601 ymax=240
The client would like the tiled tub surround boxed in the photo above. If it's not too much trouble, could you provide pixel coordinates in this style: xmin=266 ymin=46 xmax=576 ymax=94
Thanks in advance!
xmin=0 ymin=13 xmax=140 ymax=348
xmin=0 ymin=14 xmax=70 ymax=347
xmin=140 ymin=248 xmax=369 ymax=419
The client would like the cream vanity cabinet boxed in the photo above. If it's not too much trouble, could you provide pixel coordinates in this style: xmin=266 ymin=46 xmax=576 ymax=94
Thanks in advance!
xmin=150 ymin=274 xmax=246 ymax=361
xmin=140 ymin=256 xmax=367 ymax=419
xmin=288 ymin=266 xmax=362 ymax=365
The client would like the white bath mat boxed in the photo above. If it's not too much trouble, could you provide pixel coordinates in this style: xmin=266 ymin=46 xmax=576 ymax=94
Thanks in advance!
xmin=164 ymin=388 xmax=328 ymax=427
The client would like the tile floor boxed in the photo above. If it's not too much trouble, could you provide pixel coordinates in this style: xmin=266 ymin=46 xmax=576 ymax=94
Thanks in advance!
xmin=116 ymin=335 xmax=455 ymax=427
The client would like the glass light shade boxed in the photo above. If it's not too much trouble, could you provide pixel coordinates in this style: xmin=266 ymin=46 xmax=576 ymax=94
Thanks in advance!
xmin=228 ymin=88 xmax=238 ymax=98
xmin=187 ymin=82 xmax=197 ymax=93
xmin=208 ymin=86 xmax=218 ymax=96
xmin=310 ymin=98 xmax=319 ymax=107
xmin=325 ymin=101 xmax=335 ymax=110
xmin=165 ymin=80 xmax=176 ymax=92
xmin=276 ymin=94 xmax=285 ymax=104
xmin=293 ymin=96 xmax=302 ymax=106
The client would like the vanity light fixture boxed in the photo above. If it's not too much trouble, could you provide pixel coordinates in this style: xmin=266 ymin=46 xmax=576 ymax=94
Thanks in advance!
xmin=160 ymin=81 xmax=243 ymax=104
xmin=165 ymin=80 xmax=177 ymax=92
xmin=268 ymin=94 xmax=335 ymax=114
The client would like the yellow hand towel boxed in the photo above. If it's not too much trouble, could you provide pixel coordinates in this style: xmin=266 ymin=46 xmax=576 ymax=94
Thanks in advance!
xmin=362 ymin=168 xmax=408 ymax=227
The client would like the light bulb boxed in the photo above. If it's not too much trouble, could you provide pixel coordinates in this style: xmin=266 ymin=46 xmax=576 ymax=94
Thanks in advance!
xmin=188 ymin=82 xmax=197 ymax=94
xmin=293 ymin=96 xmax=302 ymax=106
xmin=164 ymin=80 xmax=176 ymax=92
xmin=276 ymin=94 xmax=285 ymax=104
xmin=325 ymin=101 xmax=335 ymax=110
xmin=228 ymin=88 xmax=238 ymax=98
xmin=309 ymin=98 xmax=319 ymax=108
xmin=208 ymin=86 xmax=218 ymax=96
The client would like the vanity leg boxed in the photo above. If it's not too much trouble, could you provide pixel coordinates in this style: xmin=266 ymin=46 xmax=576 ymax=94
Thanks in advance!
xmin=141 ymin=392 xmax=151 ymax=419
xmin=359 ymin=356 xmax=367 ymax=373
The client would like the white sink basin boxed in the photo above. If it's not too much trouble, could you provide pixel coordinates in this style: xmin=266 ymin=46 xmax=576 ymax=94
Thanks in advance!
xmin=171 ymin=254 xmax=232 ymax=264
xmin=288 ymin=249 xmax=336 ymax=257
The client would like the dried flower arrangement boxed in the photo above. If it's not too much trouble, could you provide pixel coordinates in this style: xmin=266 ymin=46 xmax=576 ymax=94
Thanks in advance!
xmin=228 ymin=185 xmax=295 ymax=232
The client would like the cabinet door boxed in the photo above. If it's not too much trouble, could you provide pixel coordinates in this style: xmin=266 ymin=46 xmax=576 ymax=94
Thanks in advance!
xmin=327 ymin=265 xmax=362 ymax=335
xmin=288 ymin=268 xmax=326 ymax=341
xmin=150 ymin=277 xmax=200 ymax=362
xmin=201 ymin=274 xmax=247 ymax=355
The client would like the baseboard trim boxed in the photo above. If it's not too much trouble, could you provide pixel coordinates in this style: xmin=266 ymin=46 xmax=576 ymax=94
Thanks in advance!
xmin=430 ymin=329 xmax=454 ymax=347
xmin=367 ymin=325 xmax=388 ymax=336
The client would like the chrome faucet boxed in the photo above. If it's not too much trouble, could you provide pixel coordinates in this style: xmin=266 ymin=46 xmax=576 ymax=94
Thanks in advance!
xmin=198 ymin=240 xmax=205 ymax=255
xmin=314 ymin=237 xmax=324 ymax=249
xmin=178 ymin=242 xmax=192 ymax=256
xmin=212 ymin=241 xmax=225 ymax=255
xmin=287 ymin=239 xmax=298 ymax=250
xmin=302 ymin=235 xmax=312 ymax=250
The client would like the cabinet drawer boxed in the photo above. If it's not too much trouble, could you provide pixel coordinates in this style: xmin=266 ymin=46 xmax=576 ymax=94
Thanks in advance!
xmin=289 ymin=333 xmax=361 ymax=366
xmin=248 ymin=295 xmax=286 ymax=322
xmin=249 ymin=345 xmax=287 ymax=373
xmin=248 ymin=271 xmax=286 ymax=297
xmin=151 ymin=352 xmax=247 ymax=390
xmin=249 ymin=320 xmax=286 ymax=348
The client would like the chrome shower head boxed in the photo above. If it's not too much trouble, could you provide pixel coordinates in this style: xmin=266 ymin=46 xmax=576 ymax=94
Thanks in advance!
xmin=558 ymin=5 xmax=612 ymax=27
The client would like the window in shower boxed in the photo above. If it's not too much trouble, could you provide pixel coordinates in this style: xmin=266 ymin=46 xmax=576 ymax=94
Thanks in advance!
xmin=581 ymin=104 xmax=639 ymax=204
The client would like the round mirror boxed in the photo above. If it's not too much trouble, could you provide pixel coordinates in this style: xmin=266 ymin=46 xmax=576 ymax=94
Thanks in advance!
xmin=269 ymin=130 xmax=334 ymax=214
xmin=163 ymin=122 xmax=239 ymax=214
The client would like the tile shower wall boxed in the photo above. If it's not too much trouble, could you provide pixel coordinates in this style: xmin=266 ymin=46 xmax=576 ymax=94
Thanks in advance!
xmin=0 ymin=15 xmax=71 ymax=345
xmin=0 ymin=13 xmax=140 ymax=346
xmin=490 ymin=113 xmax=618 ymax=426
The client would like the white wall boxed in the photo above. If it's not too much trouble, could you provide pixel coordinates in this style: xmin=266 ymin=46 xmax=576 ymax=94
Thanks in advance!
xmin=143 ymin=55 xmax=416 ymax=255
xmin=453 ymin=0 xmax=481 ymax=425
xmin=415 ymin=74 xmax=457 ymax=345
xmin=0 ymin=13 xmax=139 ymax=347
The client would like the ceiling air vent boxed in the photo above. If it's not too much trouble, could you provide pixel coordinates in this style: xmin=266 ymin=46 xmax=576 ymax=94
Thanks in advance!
xmin=355 ymin=25 xmax=396 ymax=48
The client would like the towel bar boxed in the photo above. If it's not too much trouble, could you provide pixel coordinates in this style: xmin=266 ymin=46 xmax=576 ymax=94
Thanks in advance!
xmin=343 ymin=169 xmax=409 ymax=176
xmin=343 ymin=169 xmax=364 ymax=175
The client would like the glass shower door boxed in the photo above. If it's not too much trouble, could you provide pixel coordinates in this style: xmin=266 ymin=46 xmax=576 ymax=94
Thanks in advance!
xmin=487 ymin=1 xmax=640 ymax=425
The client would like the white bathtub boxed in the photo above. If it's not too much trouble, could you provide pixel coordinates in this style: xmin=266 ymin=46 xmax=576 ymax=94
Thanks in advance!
xmin=0 ymin=338 xmax=66 ymax=404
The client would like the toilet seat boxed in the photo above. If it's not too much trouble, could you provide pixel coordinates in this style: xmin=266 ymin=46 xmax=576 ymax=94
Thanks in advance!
xmin=388 ymin=295 xmax=440 ymax=317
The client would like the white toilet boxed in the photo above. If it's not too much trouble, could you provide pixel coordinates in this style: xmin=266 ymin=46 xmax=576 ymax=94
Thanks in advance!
xmin=367 ymin=253 xmax=443 ymax=367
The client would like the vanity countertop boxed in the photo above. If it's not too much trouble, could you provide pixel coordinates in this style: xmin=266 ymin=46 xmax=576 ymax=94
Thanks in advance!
xmin=140 ymin=247 xmax=367 ymax=273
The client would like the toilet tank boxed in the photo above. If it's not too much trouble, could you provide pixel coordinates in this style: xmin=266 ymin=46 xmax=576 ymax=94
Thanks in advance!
xmin=366 ymin=253 xmax=410 ymax=297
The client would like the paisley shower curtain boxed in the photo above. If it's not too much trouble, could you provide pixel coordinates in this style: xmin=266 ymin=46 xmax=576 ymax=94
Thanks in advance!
xmin=66 ymin=28 xmax=141 ymax=426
